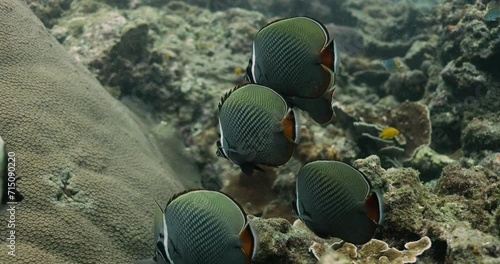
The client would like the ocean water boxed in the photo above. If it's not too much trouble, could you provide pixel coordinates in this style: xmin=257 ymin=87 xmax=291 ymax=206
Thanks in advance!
xmin=0 ymin=0 xmax=499 ymax=263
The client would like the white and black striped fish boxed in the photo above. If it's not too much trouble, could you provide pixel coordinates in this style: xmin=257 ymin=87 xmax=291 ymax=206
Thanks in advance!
xmin=245 ymin=16 xmax=340 ymax=124
xmin=216 ymin=84 xmax=300 ymax=176
xmin=294 ymin=161 xmax=384 ymax=244
xmin=149 ymin=190 xmax=258 ymax=264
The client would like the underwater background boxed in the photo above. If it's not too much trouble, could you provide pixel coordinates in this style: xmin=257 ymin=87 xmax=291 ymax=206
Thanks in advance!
xmin=0 ymin=0 xmax=499 ymax=263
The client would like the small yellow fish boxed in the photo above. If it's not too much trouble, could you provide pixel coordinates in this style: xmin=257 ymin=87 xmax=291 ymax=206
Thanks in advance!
xmin=381 ymin=58 xmax=402 ymax=72
xmin=379 ymin=127 xmax=400 ymax=139
xmin=234 ymin=67 xmax=243 ymax=75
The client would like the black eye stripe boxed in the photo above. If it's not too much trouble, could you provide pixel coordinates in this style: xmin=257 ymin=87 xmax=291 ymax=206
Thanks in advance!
xmin=155 ymin=241 xmax=168 ymax=262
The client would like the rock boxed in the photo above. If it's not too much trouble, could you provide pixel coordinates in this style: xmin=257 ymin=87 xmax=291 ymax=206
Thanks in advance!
xmin=437 ymin=164 xmax=492 ymax=199
xmin=462 ymin=114 xmax=500 ymax=154
xmin=384 ymin=70 xmax=427 ymax=101
xmin=430 ymin=109 xmax=462 ymax=153
xmin=250 ymin=217 xmax=318 ymax=264
xmin=441 ymin=61 xmax=489 ymax=98
xmin=407 ymin=146 xmax=457 ymax=181
xmin=404 ymin=39 xmax=437 ymax=69
xmin=26 ymin=0 xmax=72 ymax=28
xmin=427 ymin=223 xmax=500 ymax=263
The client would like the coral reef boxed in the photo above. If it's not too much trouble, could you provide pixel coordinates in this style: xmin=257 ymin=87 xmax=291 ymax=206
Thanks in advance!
xmin=250 ymin=217 xmax=319 ymax=264
xmin=250 ymin=217 xmax=433 ymax=264
xmin=0 ymin=1 xmax=200 ymax=263
xmin=12 ymin=0 xmax=500 ymax=262
xmin=354 ymin=156 xmax=499 ymax=263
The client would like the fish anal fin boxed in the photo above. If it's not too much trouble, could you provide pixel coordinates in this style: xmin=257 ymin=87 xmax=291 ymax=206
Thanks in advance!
xmin=240 ymin=163 xmax=255 ymax=176
xmin=254 ymin=165 xmax=265 ymax=172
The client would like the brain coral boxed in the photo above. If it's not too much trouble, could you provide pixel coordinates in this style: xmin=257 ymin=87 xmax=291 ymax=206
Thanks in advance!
xmin=0 ymin=1 xmax=199 ymax=263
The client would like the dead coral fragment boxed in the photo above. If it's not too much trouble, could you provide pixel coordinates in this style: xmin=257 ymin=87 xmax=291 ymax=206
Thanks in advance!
xmin=312 ymin=237 xmax=431 ymax=263
xmin=301 ymin=213 xmax=432 ymax=264
xmin=323 ymin=237 xmax=431 ymax=264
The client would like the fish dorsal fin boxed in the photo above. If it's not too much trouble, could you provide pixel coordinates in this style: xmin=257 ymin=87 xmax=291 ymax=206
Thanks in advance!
xmin=166 ymin=188 xmax=205 ymax=207
xmin=218 ymin=84 xmax=249 ymax=112
xmin=256 ymin=17 xmax=288 ymax=34
xmin=258 ymin=16 xmax=330 ymax=46
xmin=364 ymin=189 xmax=384 ymax=225
xmin=301 ymin=16 xmax=330 ymax=47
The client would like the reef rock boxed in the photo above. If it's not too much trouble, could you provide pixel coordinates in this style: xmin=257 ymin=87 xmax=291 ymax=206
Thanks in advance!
xmin=352 ymin=156 xmax=499 ymax=263
xmin=462 ymin=113 xmax=500 ymax=154
xmin=0 ymin=1 xmax=200 ymax=263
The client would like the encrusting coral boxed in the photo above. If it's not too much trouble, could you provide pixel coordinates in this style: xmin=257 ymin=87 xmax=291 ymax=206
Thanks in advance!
xmin=0 ymin=0 xmax=200 ymax=263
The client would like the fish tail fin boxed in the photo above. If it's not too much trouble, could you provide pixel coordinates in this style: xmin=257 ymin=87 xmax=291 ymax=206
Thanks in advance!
xmin=239 ymin=218 xmax=259 ymax=263
xmin=320 ymin=38 xmax=340 ymax=75
xmin=320 ymin=40 xmax=334 ymax=69
xmin=287 ymin=94 xmax=334 ymax=125
xmin=365 ymin=189 xmax=384 ymax=225
xmin=281 ymin=107 xmax=301 ymax=143
xmin=319 ymin=64 xmax=335 ymax=94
